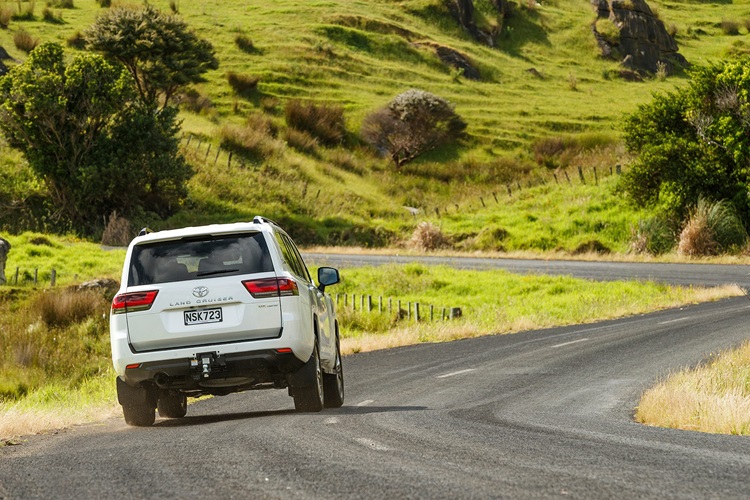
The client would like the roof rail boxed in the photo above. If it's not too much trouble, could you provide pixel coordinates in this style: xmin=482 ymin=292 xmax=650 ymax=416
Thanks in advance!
xmin=252 ymin=215 xmax=278 ymax=226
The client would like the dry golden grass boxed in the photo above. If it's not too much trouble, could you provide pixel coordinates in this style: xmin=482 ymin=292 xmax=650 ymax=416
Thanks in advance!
xmin=636 ymin=341 xmax=750 ymax=435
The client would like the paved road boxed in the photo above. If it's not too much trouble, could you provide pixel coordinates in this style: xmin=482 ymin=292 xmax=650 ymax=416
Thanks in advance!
xmin=304 ymin=253 xmax=750 ymax=287
xmin=1 ymin=258 xmax=749 ymax=499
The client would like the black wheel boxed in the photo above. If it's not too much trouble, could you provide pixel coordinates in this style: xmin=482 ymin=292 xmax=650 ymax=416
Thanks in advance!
xmin=323 ymin=334 xmax=344 ymax=408
xmin=122 ymin=403 xmax=155 ymax=427
xmin=157 ymin=391 xmax=188 ymax=419
xmin=293 ymin=342 xmax=324 ymax=412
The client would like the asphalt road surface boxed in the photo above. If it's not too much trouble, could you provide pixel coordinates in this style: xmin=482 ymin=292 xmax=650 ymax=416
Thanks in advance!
xmin=1 ymin=257 xmax=749 ymax=499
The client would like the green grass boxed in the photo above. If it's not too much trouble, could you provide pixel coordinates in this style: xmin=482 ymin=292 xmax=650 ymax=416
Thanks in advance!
xmin=2 ymin=233 xmax=125 ymax=286
xmin=332 ymin=263 xmax=738 ymax=345
xmin=4 ymin=0 xmax=750 ymax=248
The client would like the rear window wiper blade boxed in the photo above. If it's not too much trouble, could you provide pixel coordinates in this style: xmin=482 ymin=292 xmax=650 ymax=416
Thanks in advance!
xmin=197 ymin=269 xmax=240 ymax=277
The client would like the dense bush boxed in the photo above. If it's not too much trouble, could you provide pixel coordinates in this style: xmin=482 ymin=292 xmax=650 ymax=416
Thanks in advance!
xmin=0 ymin=43 xmax=192 ymax=233
xmin=621 ymin=59 xmax=750 ymax=227
xmin=361 ymin=89 xmax=466 ymax=168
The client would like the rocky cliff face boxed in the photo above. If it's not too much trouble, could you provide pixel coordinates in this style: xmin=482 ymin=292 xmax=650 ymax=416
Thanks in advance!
xmin=592 ymin=0 xmax=687 ymax=74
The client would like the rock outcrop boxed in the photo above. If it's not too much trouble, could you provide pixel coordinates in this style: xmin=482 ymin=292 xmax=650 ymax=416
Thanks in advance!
xmin=0 ymin=237 xmax=10 ymax=285
xmin=592 ymin=0 xmax=687 ymax=75
xmin=446 ymin=0 xmax=508 ymax=48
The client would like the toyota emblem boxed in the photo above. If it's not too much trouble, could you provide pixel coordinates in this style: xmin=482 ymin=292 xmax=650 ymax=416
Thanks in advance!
xmin=192 ymin=286 xmax=209 ymax=298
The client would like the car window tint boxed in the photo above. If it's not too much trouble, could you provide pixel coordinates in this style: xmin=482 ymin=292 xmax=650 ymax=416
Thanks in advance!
xmin=128 ymin=232 xmax=273 ymax=286
xmin=274 ymin=232 xmax=309 ymax=282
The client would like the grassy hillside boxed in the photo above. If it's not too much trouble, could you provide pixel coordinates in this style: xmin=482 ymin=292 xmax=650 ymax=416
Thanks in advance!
xmin=2 ymin=0 xmax=750 ymax=248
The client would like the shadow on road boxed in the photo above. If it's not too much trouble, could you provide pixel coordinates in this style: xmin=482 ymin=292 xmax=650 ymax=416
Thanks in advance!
xmin=153 ymin=405 xmax=428 ymax=427
xmin=155 ymin=408 xmax=297 ymax=427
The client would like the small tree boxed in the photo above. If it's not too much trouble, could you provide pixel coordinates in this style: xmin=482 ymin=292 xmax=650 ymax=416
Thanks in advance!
xmin=0 ymin=43 xmax=191 ymax=232
xmin=361 ymin=89 xmax=466 ymax=167
xmin=84 ymin=5 xmax=218 ymax=109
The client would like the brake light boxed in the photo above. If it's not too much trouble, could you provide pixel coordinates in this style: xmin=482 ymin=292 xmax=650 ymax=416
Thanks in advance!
xmin=111 ymin=290 xmax=159 ymax=314
xmin=242 ymin=278 xmax=299 ymax=298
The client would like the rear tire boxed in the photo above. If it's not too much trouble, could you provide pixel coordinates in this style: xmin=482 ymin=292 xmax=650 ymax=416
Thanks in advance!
xmin=323 ymin=335 xmax=344 ymax=408
xmin=157 ymin=391 xmax=188 ymax=419
xmin=122 ymin=404 xmax=155 ymax=427
xmin=293 ymin=342 xmax=324 ymax=412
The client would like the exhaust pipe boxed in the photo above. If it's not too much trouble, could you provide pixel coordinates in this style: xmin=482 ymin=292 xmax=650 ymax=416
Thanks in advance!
xmin=154 ymin=373 xmax=171 ymax=389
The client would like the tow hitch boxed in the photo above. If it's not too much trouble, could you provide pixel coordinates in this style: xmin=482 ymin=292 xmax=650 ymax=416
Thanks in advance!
xmin=191 ymin=352 xmax=226 ymax=380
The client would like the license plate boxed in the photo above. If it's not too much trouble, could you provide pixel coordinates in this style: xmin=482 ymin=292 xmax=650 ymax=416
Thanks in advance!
xmin=184 ymin=308 xmax=223 ymax=326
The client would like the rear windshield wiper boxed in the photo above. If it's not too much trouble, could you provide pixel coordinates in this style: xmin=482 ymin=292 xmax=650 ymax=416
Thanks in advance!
xmin=197 ymin=269 xmax=240 ymax=277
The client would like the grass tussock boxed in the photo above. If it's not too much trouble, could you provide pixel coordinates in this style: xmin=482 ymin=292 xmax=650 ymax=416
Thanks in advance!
xmin=636 ymin=340 xmax=750 ymax=435
xmin=0 ymin=5 xmax=12 ymax=28
xmin=13 ymin=29 xmax=38 ymax=53
xmin=678 ymin=198 xmax=747 ymax=256
xmin=408 ymin=221 xmax=450 ymax=251
xmin=630 ymin=216 xmax=675 ymax=256
xmin=284 ymin=100 xmax=346 ymax=147
xmin=219 ymin=114 xmax=280 ymax=160
xmin=234 ymin=34 xmax=256 ymax=54
xmin=101 ymin=211 xmax=133 ymax=247
xmin=10 ymin=1 xmax=35 ymax=21
xmin=226 ymin=71 xmax=260 ymax=97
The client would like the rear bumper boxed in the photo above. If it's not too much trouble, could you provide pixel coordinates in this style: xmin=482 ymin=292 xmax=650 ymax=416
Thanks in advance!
xmin=120 ymin=348 xmax=306 ymax=391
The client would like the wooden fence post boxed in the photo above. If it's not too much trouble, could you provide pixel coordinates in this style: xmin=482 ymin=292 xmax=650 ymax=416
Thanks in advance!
xmin=578 ymin=165 xmax=586 ymax=184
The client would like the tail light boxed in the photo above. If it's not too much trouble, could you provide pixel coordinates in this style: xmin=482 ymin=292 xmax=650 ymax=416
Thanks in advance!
xmin=111 ymin=290 xmax=159 ymax=314
xmin=243 ymin=277 xmax=299 ymax=298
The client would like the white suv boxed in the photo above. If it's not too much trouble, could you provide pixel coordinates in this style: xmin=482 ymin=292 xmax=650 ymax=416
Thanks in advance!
xmin=110 ymin=217 xmax=342 ymax=426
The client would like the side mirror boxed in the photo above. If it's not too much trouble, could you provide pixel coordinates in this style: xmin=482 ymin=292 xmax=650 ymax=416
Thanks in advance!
xmin=317 ymin=267 xmax=340 ymax=293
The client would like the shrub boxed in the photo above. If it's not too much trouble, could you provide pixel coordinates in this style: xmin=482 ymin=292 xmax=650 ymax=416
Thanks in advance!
xmin=655 ymin=61 xmax=668 ymax=81
xmin=361 ymin=89 xmax=466 ymax=168
xmin=48 ymin=0 xmax=74 ymax=7
xmin=678 ymin=198 xmax=747 ymax=256
xmin=630 ymin=217 xmax=675 ymax=255
xmin=96 ymin=0 xmax=111 ymax=7
xmin=284 ymin=100 xmax=346 ymax=147
xmin=13 ymin=30 xmax=38 ymax=53
xmin=408 ymin=222 xmax=450 ymax=251
xmin=227 ymin=71 xmax=260 ymax=96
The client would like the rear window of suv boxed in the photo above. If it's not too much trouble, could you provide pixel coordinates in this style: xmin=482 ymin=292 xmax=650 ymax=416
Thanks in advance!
xmin=128 ymin=232 xmax=274 ymax=286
